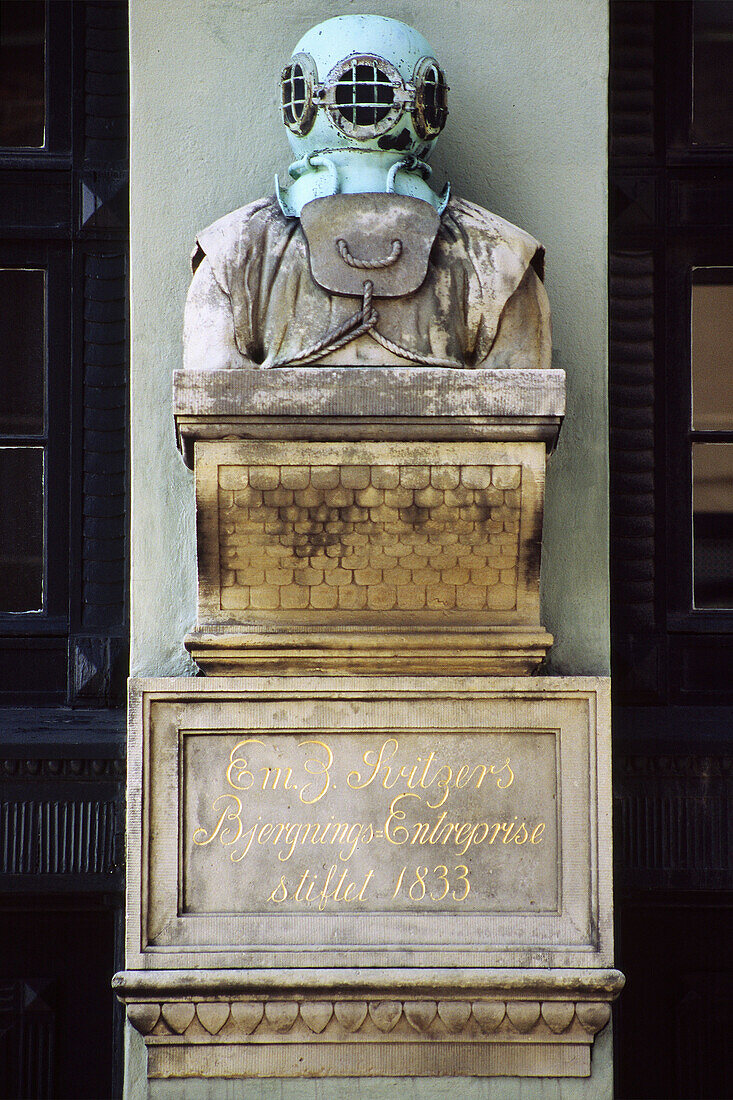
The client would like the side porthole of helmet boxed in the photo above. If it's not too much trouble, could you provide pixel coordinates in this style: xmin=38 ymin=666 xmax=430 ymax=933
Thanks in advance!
xmin=412 ymin=57 xmax=449 ymax=140
xmin=281 ymin=52 xmax=318 ymax=135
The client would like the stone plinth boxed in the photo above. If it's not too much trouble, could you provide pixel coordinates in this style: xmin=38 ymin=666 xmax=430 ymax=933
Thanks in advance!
xmin=175 ymin=368 xmax=565 ymax=675
xmin=116 ymin=967 xmax=622 ymax=1080
xmin=174 ymin=367 xmax=565 ymax=463
xmin=116 ymin=674 xmax=621 ymax=1079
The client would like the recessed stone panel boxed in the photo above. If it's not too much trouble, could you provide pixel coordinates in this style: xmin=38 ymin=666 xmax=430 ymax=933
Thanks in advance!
xmin=126 ymin=675 xmax=612 ymax=972
xmin=189 ymin=440 xmax=550 ymax=674
xmin=182 ymin=727 xmax=558 ymax=916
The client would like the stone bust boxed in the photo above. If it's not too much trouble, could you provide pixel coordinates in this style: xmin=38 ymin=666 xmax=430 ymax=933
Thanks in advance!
xmin=183 ymin=14 xmax=551 ymax=372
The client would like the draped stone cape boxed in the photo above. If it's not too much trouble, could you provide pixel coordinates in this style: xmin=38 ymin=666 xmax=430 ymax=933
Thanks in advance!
xmin=186 ymin=195 xmax=551 ymax=371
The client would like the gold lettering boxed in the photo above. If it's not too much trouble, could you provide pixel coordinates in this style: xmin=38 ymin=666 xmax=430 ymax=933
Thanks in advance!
xmin=332 ymin=869 xmax=350 ymax=902
xmin=226 ymin=740 xmax=263 ymax=791
xmin=391 ymin=866 xmax=407 ymax=898
xmin=192 ymin=794 xmax=243 ymax=846
xmin=409 ymin=866 xmax=428 ymax=900
xmin=317 ymin=865 xmax=338 ymax=911
xmin=417 ymin=752 xmax=437 ymax=789
xmin=399 ymin=762 xmax=420 ymax=788
xmin=430 ymin=865 xmax=450 ymax=901
xmin=298 ymin=740 xmax=333 ymax=805
xmin=230 ymin=820 xmax=257 ymax=862
xmin=358 ymin=868 xmax=374 ymax=900
xmin=514 ymin=822 xmax=529 ymax=844
xmin=347 ymin=738 xmax=399 ymax=790
xmin=459 ymin=822 xmax=489 ymax=854
xmin=293 ymin=869 xmax=309 ymax=901
xmin=385 ymin=792 xmax=419 ymax=845
xmin=261 ymin=765 xmax=290 ymax=790
xmin=268 ymin=877 xmax=288 ymax=903
xmin=341 ymin=822 xmax=364 ymax=861
xmin=278 ymin=823 xmax=302 ymax=862
xmin=494 ymin=758 xmax=514 ymax=789
xmin=452 ymin=864 xmax=470 ymax=901
xmin=530 ymin=822 xmax=546 ymax=844
xmin=454 ymin=764 xmax=471 ymax=788
xmin=425 ymin=764 xmax=453 ymax=808
xmin=427 ymin=811 xmax=448 ymax=843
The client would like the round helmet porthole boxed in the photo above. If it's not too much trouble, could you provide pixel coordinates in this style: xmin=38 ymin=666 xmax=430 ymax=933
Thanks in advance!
xmin=281 ymin=52 xmax=318 ymax=136
xmin=326 ymin=54 xmax=405 ymax=139
xmin=413 ymin=57 xmax=449 ymax=140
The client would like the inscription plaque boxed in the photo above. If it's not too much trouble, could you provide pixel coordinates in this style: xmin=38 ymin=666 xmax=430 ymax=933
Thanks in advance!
xmin=184 ymin=730 xmax=557 ymax=915
xmin=128 ymin=676 xmax=612 ymax=971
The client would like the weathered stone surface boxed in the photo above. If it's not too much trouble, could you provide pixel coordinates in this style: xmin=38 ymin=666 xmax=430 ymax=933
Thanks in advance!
xmin=116 ymin=970 xmax=623 ymax=1079
xmin=473 ymin=1001 xmax=506 ymax=1032
xmin=125 ymin=675 xmax=612 ymax=971
xmin=188 ymin=440 xmax=551 ymax=674
xmin=195 ymin=1003 xmax=230 ymax=1034
xmin=161 ymin=1002 xmax=195 ymax=1034
xmin=174 ymin=367 xmax=565 ymax=466
xmin=299 ymin=1002 xmax=333 ymax=1033
xmin=541 ymin=1002 xmax=576 ymax=1034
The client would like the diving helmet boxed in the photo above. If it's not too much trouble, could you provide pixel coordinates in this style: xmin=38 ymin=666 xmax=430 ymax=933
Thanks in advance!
xmin=275 ymin=15 xmax=450 ymax=218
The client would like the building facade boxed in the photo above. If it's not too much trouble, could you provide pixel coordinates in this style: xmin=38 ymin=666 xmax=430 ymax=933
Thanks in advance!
xmin=0 ymin=2 xmax=730 ymax=1097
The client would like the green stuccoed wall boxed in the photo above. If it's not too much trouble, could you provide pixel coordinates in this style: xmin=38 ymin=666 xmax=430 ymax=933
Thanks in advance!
xmin=128 ymin=0 xmax=610 ymax=1094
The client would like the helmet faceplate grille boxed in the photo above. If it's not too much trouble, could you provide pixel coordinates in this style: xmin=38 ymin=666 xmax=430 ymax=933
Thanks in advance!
xmin=324 ymin=54 xmax=405 ymax=139
xmin=334 ymin=62 xmax=395 ymax=127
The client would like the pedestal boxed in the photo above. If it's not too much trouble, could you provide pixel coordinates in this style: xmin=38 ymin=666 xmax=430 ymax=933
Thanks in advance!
xmin=115 ymin=675 xmax=622 ymax=1080
xmin=176 ymin=367 xmax=564 ymax=676
xmin=117 ymin=365 xmax=623 ymax=1085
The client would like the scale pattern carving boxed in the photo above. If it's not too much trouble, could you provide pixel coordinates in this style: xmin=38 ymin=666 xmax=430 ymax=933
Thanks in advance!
xmin=126 ymin=997 xmax=611 ymax=1041
xmin=217 ymin=462 xmax=521 ymax=613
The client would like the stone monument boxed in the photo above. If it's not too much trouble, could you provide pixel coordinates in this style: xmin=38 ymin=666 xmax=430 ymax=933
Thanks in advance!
xmin=115 ymin=14 xmax=623 ymax=1086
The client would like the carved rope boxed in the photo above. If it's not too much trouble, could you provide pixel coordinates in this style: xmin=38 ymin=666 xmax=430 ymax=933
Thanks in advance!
xmin=268 ymin=281 xmax=377 ymax=368
xmin=337 ymin=238 xmax=403 ymax=269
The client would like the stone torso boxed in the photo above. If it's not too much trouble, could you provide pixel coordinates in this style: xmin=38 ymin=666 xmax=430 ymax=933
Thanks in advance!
xmin=184 ymin=195 xmax=551 ymax=371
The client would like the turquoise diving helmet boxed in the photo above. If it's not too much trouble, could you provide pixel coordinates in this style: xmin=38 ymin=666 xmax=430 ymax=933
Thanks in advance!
xmin=275 ymin=14 xmax=450 ymax=218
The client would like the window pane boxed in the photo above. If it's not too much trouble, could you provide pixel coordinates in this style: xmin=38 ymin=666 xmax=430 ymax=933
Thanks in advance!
xmin=0 ymin=445 xmax=44 ymax=612
xmin=0 ymin=268 xmax=46 ymax=434
xmin=0 ymin=0 xmax=45 ymax=148
xmin=692 ymin=0 xmax=733 ymax=146
xmin=691 ymin=273 xmax=733 ymax=431
xmin=693 ymin=443 xmax=733 ymax=609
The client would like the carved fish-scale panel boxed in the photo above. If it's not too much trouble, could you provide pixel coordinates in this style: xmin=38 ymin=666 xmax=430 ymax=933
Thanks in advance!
xmin=217 ymin=462 xmax=521 ymax=614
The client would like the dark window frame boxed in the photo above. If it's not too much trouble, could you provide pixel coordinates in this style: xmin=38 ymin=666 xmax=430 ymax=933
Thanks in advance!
xmin=665 ymin=245 xmax=733 ymax=634
xmin=0 ymin=240 xmax=71 ymax=634
xmin=0 ymin=0 xmax=129 ymax=705
xmin=0 ymin=0 xmax=72 ymax=163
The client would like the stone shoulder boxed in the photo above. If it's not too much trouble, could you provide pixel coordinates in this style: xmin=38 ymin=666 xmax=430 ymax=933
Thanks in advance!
xmin=191 ymin=196 xmax=283 ymax=272
xmin=444 ymin=195 xmax=545 ymax=282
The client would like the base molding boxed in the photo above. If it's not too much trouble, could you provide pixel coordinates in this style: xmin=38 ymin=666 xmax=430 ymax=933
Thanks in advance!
xmin=115 ymin=968 xmax=623 ymax=1079
xmin=184 ymin=626 xmax=554 ymax=676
